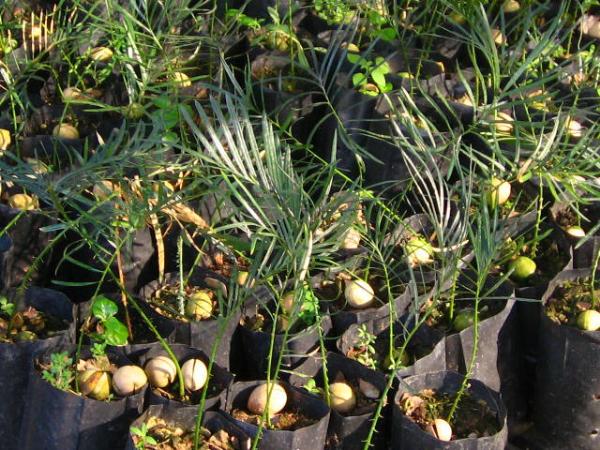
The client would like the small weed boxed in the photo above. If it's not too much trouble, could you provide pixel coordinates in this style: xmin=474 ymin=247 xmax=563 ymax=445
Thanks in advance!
xmin=41 ymin=352 xmax=74 ymax=392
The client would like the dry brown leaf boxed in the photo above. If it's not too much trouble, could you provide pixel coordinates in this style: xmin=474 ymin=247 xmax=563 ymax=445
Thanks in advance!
xmin=400 ymin=392 xmax=426 ymax=417
xmin=163 ymin=202 xmax=209 ymax=229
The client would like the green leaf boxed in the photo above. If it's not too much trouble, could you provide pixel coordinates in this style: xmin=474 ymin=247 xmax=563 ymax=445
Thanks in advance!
xmin=225 ymin=8 xmax=240 ymax=18
xmin=298 ymin=289 xmax=318 ymax=325
xmin=161 ymin=107 xmax=180 ymax=129
xmin=51 ymin=280 xmax=100 ymax=287
xmin=267 ymin=6 xmax=279 ymax=23
xmin=39 ymin=223 xmax=68 ymax=232
xmin=371 ymin=69 xmax=386 ymax=89
xmin=346 ymin=53 xmax=361 ymax=64
xmin=162 ymin=131 xmax=179 ymax=145
xmin=378 ymin=27 xmax=397 ymax=42
xmin=152 ymin=96 xmax=171 ymax=109
xmin=352 ymin=72 xmax=367 ymax=87
xmin=373 ymin=58 xmax=390 ymax=74
xmin=91 ymin=342 xmax=107 ymax=357
xmin=368 ymin=11 xmax=386 ymax=26
xmin=0 ymin=298 xmax=15 ymax=316
xmin=360 ymin=89 xmax=379 ymax=96
xmin=219 ymin=234 xmax=253 ymax=254
xmin=517 ymin=171 xmax=533 ymax=183
xmin=102 ymin=316 xmax=129 ymax=346
xmin=381 ymin=82 xmax=393 ymax=93
xmin=241 ymin=16 xmax=261 ymax=30
xmin=91 ymin=296 xmax=118 ymax=322
xmin=303 ymin=378 xmax=322 ymax=395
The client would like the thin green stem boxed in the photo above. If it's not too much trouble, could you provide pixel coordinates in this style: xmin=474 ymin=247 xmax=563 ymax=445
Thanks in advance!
xmin=447 ymin=282 xmax=481 ymax=423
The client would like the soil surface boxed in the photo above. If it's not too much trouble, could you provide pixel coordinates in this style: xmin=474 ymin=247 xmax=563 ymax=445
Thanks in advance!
xmin=132 ymin=416 xmax=242 ymax=449
xmin=399 ymin=388 xmax=500 ymax=440
xmin=553 ymin=207 xmax=580 ymax=229
xmin=231 ymin=407 xmax=317 ymax=431
xmin=202 ymin=250 xmax=248 ymax=279
xmin=523 ymin=240 xmax=569 ymax=287
xmin=545 ymin=279 xmax=600 ymax=327
xmin=423 ymin=295 xmax=505 ymax=334
xmin=495 ymin=234 xmax=569 ymax=287
xmin=0 ymin=305 xmax=67 ymax=342
xmin=503 ymin=184 xmax=538 ymax=216
xmin=147 ymin=284 xmax=218 ymax=322
xmin=346 ymin=329 xmax=436 ymax=372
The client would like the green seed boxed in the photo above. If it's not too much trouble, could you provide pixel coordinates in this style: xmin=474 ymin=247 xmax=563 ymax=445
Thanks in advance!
xmin=405 ymin=237 xmax=433 ymax=266
xmin=509 ymin=256 xmax=536 ymax=281
xmin=486 ymin=178 xmax=511 ymax=208
xmin=453 ymin=309 xmax=475 ymax=332
xmin=576 ymin=310 xmax=600 ymax=331
xmin=52 ymin=123 xmax=80 ymax=140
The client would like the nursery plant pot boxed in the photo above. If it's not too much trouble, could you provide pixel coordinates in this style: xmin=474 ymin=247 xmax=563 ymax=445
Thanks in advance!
xmin=22 ymin=103 xmax=110 ymax=150
xmin=248 ymin=49 xmax=314 ymax=127
xmin=75 ymin=292 xmax=176 ymax=350
xmin=125 ymin=404 xmax=251 ymax=450
xmin=573 ymin=236 xmax=600 ymax=269
xmin=0 ymin=234 xmax=10 ymax=277
xmin=411 ymin=95 xmax=475 ymax=131
xmin=0 ymin=203 xmax=55 ymax=289
xmin=336 ymin=306 xmax=447 ymax=378
xmin=251 ymin=82 xmax=308 ymax=126
xmin=549 ymin=200 xmax=600 ymax=270
xmin=442 ymin=276 xmax=524 ymax=426
xmin=336 ymin=314 xmax=447 ymax=378
xmin=0 ymin=287 xmax=75 ymax=450
xmin=138 ymin=270 xmax=241 ymax=370
xmin=383 ymin=213 xmax=462 ymax=287
xmin=52 ymin=223 xmax=157 ymax=303
xmin=361 ymin=114 xmax=451 ymax=197
xmin=19 ymin=345 xmax=147 ymax=450
xmin=329 ymin=288 xmax=412 ymax=337
xmin=511 ymin=224 xmax=573 ymax=410
xmin=20 ymin=135 xmax=86 ymax=166
xmin=391 ymin=370 xmax=508 ymax=449
xmin=239 ymin=309 xmax=332 ymax=379
xmin=312 ymin=271 xmax=412 ymax=336
xmin=310 ymin=87 xmax=378 ymax=177
xmin=223 ymin=380 xmax=330 ymax=450
xmin=289 ymin=352 xmax=387 ymax=450
xmin=135 ymin=343 xmax=233 ymax=412
xmin=532 ymin=268 xmax=600 ymax=450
